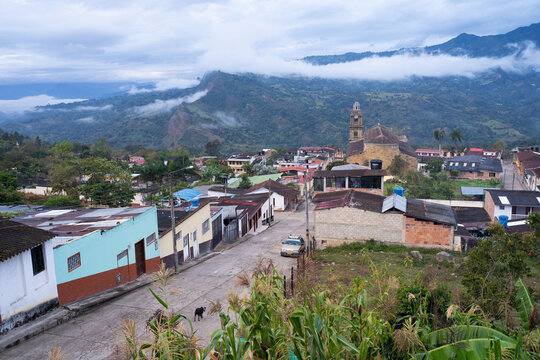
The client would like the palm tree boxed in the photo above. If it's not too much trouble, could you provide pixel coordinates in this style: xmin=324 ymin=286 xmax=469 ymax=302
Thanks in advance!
xmin=433 ymin=128 xmax=445 ymax=154
xmin=450 ymin=128 xmax=463 ymax=153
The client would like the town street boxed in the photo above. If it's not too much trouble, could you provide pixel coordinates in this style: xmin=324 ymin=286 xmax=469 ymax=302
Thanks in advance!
xmin=502 ymin=161 xmax=527 ymax=190
xmin=1 ymin=210 xmax=309 ymax=359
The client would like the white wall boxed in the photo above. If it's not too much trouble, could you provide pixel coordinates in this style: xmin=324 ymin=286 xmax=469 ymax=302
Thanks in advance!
xmin=247 ymin=188 xmax=286 ymax=211
xmin=493 ymin=205 xmax=513 ymax=220
xmin=0 ymin=240 xmax=58 ymax=331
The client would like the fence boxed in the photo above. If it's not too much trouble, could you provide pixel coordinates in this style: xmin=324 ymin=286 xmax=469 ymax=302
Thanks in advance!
xmin=283 ymin=237 xmax=316 ymax=298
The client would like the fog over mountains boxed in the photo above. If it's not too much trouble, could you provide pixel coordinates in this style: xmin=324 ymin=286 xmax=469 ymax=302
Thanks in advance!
xmin=1 ymin=23 xmax=539 ymax=152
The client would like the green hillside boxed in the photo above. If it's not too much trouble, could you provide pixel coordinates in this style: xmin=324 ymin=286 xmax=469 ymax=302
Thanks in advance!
xmin=2 ymin=70 xmax=539 ymax=152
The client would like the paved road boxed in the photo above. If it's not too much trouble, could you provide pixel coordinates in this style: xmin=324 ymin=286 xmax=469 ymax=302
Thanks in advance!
xmin=1 ymin=211 xmax=308 ymax=359
xmin=502 ymin=162 xmax=527 ymax=190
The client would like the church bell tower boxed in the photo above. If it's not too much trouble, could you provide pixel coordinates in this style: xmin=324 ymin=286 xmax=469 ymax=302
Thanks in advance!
xmin=349 ymin=100 xmax=363 ymax=142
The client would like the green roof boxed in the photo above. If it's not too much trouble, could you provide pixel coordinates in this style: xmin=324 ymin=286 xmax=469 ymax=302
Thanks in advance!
xmin=228 ymin=173 xmax=282 ymax=188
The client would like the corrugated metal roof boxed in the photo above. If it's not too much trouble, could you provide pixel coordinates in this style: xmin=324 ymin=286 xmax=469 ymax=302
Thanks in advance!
xmin=382 ymin=194 xmax=406 ymax=213
xmin=460 ymin=186 xmax=499 ymax=196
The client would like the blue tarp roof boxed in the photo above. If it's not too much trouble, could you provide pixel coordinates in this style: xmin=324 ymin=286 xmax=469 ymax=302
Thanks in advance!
xmin=173 ymin=188 xmax=201 ymax=200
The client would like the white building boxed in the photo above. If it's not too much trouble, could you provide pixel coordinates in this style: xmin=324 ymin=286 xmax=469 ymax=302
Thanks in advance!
xmin=0 ymin=220 xmax=58 ymax=333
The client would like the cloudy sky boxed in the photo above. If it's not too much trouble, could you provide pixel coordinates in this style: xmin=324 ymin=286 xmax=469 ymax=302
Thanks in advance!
xmin=0 ymin=0 xmax=539 ymax=89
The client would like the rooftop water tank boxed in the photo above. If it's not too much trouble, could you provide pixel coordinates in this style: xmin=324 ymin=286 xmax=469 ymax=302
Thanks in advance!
xmin=394 ymin=187 xmax=404 ymax=197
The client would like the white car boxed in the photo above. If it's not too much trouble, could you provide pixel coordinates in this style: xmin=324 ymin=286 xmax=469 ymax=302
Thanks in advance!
xmin=280 ymin=235 xmax=305 ymax=257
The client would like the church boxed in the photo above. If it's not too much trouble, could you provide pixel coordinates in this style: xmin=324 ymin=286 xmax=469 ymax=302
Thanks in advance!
xmin=345 ymin=101 xmax=418 ymax=171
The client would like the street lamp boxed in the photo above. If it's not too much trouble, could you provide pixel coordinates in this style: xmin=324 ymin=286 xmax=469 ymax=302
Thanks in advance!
xmin=166 ymin=164 xmax=194 ymax=273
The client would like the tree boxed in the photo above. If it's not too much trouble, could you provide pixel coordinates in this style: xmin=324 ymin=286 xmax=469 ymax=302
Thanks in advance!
xmin=78 ymin=157 xmax=135 ymax=207
xmin=238 ymin=173 xmax=252 ymax=189
xmin=52 ymin=140 xmax=73 ymax=159
xmin=388 ymin=155 xmax=407 ymax=176
xmin=242 ymin=162 xmax=256 ymax=176
xmin=204 ymin=139 xmax=221 ymax=157
xmin=433 ymin=128 xmax=445 ymax=153
xmin=449 ymin=128 xmax=463 ymax=151
xmin=462 ymin=223 xmax=535 ymax=317
xmin=0 ymin=172 xmax=23 ymax=203
xmin=424 ymin=158 xmax=443 ymax=173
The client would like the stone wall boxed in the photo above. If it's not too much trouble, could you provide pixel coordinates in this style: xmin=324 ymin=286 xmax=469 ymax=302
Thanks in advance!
xmin=314 ymin=207 xmax=405 ymax=246
xmin=346 ymin=143 xmax=417 ymax=171
xmin=404 ymin=217 xmax=453 ymax=248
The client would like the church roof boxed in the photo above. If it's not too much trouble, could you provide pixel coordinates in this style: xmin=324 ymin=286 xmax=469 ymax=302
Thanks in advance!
xmin=346 ymin=124 xmax=416 ymax=158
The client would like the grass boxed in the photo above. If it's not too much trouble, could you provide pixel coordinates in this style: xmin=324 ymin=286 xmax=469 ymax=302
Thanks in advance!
xmin=304 ymin=240 xmax=539 ymax=309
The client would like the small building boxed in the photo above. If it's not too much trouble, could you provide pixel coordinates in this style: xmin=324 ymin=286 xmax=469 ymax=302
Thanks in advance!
xmin=415 ymin=149 xmax=441 ymax=157
xmin=246 ymin=179 xmax=298 ymax=211
xmin=312 ymin=168 xmax=386 ymax=195
xmin=227 ymin=154 xmax=256 ymax=175
xmin=313 ymin=190 xmax=457 ymax=249
xmin=157 ymin=201 xmax=214 ymax=267
xmin=484 ymin=189 xmax=540 ymax=222
xmin=446 ymin=155 xmax=502 ymax=179
xmin=216 ymin=197 xmax=265 ymax=235
xmin=15 ymin=207 xmax=160 ymax=305
xmin=18 ymin=178 xmax=54 ymax=196
xmin=0 ymin=220 xmax=58 ymax=333
xmin=465 ymin=148 xmax=502 ymax=159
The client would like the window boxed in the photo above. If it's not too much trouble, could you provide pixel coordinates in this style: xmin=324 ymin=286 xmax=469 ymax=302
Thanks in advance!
xmin=146 ymin=233 xmax=156 ymax=246
xmin=349 ymin=177 xmax=362 ymax=189
xmin=202 ymin=219 xmax=210 ymax=234
xmin=313 ymin=177 xmax=324 ymax=191
xmin=117 ymin=249 xmax=128 ymax=262
xmin=31 ymin=244 xmax=45 ymax=275
xmin=353 ymin=131 xmax=358 ymax=138
xmin=477 ymin=171 xmax=483 ymax=176
xmin=183 ymin=234 xmax=189 ymax=247
xmin=463 ymin=162 xmax=468 ymax=166
xmin=489 ymin=172 xmax=496 ymax=177
xmin=325 ymin=177 xmax=334 ymax=188
xmin=67 ymin=253 xmax=81 ymax=272
xmin=499 ymin=205 xmax=505 ymax=210
xmin=361 ymin=176 xmax=382 ymax=189
xmin=335 ymin=176 xmax=346 ymax=189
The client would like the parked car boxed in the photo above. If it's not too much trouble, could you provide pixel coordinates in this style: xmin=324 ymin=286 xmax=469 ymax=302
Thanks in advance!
xmin=280 ymin=234 xmax=305 ymax=257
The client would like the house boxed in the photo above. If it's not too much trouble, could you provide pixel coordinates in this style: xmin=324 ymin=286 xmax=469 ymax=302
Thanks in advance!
xmin=215 ymin=197 xmax=266 ymax=235
xmin=15 ymin=207 xmax=160 ymax=305
xmin=514 ymin=150 xmax=540 ymax=191
xmin=157 ymin=201 xmax=214 ymax=268
xmin=465 ymin=148 xmax=502 ymax=159
xmin=18 ymin=178 xmax=54 ymax=196
xmin=484 ymin=189 xmax=540 ymax=222
xmin=245 ymin=179 xmax=298 ymax=211
xmin=415 ymin=149 xmax=441 ymax=157
xmin=446 ymin=155 xmax=502 ymax=179
xmin=0 ymin=220 xmax=57 ymax=333
xmin=312 ymin=167 xmax=386 ymax=195
xmin=345 ymin=101 xmax=418 ymax=171
xmin=227 ymin=153 xmax=256 ymax=175
xmin=129 ymin=156 xmax=145 ymax=167
xmin=313 ymin=190 xmax=457 ymax=249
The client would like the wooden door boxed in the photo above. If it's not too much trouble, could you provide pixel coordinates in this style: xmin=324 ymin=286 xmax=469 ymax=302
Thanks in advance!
xmin=135 ymin=240 xmax=146 ymax=277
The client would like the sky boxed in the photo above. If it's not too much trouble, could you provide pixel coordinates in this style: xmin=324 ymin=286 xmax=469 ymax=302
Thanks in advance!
xmin=0 ymin=0 xmax=539 ymax=110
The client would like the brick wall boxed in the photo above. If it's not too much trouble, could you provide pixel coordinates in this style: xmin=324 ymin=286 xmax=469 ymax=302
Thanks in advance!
xmin=347 ymin=143 xmax=417 ymax=171
xmin=484 ymin=191 xmax=496 ymax=221
xmin=448 ymin=170 xmax=501 ymax=180
xmin=404 ymin=217 xmax=453 ymax=247
xmin=314 ymin=207 xmax=404 ymax=246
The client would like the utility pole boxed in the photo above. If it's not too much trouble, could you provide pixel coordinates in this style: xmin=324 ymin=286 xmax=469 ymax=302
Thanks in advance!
xmin=169 ymin=174 xmax=179 ymax=273
xmin=304 ymin=171 xmax=310 ymax=252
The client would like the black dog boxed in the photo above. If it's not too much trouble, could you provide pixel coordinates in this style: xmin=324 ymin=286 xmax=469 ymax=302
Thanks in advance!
xmin=194 ymin=306 xmax=206 ymax=321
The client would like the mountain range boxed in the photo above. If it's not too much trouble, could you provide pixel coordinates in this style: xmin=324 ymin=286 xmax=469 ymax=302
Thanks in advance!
xmin=1 ymin=23 xmax=539 ymax=153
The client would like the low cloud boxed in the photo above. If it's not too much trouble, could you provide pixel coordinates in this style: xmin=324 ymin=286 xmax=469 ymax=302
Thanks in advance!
xmin=0 ymin=95 xmax=86 ymax=113
xmin=199 ymin=45 xmax=540 ymax=81
xmin=213 ymin=111 xmax=240 ymax=127
xmin=131 ymin=90 xmax=208 ymax=116
xmin=76 ymin=116 xmax=95 ymax=123
xmin=75 ymin=104 xmax=113 ymax=111
xmin=128 ymin=78 xmax=200 ymax=94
